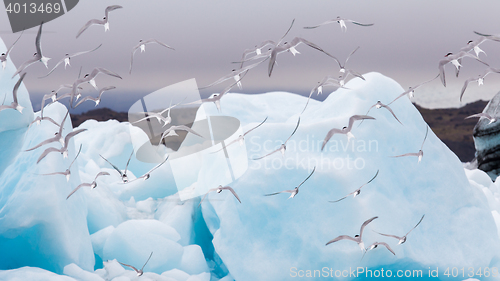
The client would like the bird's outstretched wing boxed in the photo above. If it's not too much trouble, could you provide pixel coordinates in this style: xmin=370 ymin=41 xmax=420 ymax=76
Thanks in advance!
xmin=303 ymin=19 xmax=337 ymax=29
xmin=264 ymin=189 xmax=293 ymax=196
xmin=285 ymin=117 xmax=301 ymax=143
xmin=25 ymin=135 xmax=58 ymax=152
xmin=198 ymin=187 xmax=219 ymax=207
xmin=329 ymin=195 xmax=349 ymax=203
xmin=90 ymin=67 xmax=123 ymax=80
xmin=66 ymin=183 xmax=91 ymax=199
xmin=100 ymin=154 xmax=124 ymax=177
xmin=212 ymin=117 xmax=268 ymax=153
xmin=390 ymin=152 xmax=420 ymax=158
xmin=342 ymin=46 xmax=360 ymax=68
xmin=297 ymin=166 xmax=316 ymax=189
xmin=37 ymin=147 xmax=62 ymax=164
xmin=5 ymin=30 xmax=23 ymax=57
xmin=321 ymin=128 xmax=344 ymax=151
xmin=140 ymin=251 xmax=153 ymax=271
xmin=29 ymin=116 xmax=60 ymax=128
xmin=69 ymin=144 xmax=82 ymax=169
xmin=405 ymin=214 xmax=425 ymax=236
xmin=325 ymin=235 xmax=357 ymax=246
xmin=373 ymin=231 xmax=403 ymax=241
xmin=94 ymin=171 xmax=110 ymax=181
xmin=465 ymin=113 xmax=492 ymax=120
xmin=381 ymin=104 xmax=402 ymax=125
xmin=73 ymin=96 xmax=97 ymax=108
xmin=124 ymin=150 xmax=134 ymax=175
xmin=359 ymin=216 xmax=378 ymax=240
xmin=12 ymin=72 xmax=26 ymax=106
xmin=105 ymin=5 xmax=123 ymax=18
xmin=76 ymin=19 xmax=104 ymax=38
xmin=421 ymin=126 xmax=429 ymax=150
xmin=118 ymin=261 xmax=140 ymax=273
xmin=244 ymin=117 xmax=268 ymax=136
xmin=347 ymin=115 xmax=375 ymax=131
xmin=39 ymin=44 xmax=102 ymax=78
xmin=223 ymin=186 xmax=242 ymax=203
xmin=367 ymin=242 xmax=395 ymax=255
xmin=347 ymin=19 xmax=374 ymax=26
xmin=63 ymin=129 xmax=88 ymax=150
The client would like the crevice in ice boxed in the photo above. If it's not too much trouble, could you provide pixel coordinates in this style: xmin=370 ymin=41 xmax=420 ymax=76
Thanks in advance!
xmin=93 ymin=253 xmax=103 ymax=270
xmin=192 ymin=201 xmax=229 ymax=278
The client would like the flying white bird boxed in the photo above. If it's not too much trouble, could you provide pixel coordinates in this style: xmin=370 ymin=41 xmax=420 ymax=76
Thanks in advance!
xmin=253 ymin=117 xmax=300 ymax=160
xmin=373 ymin=214 xmax=425 ymax=245
xmin=187 ymin=73 xmax=246 ymax=112
xmin=73 ymin=86 xmax=116 ymax=108
xmin=200 ymin=59 xmax=265 ymax=90
xmin=100 ymin=150 xmax=134 ymax=183
xmin=391 ymin=126 xmax=429 ymax=163
xmin=212 ymin=117 xmax=268 ymax=153
xmin=128 ymin=156 xmax=169 ymax=182
xmin=76 ymin=5 xmax=123 ymax=38
xmin=265 ymin=167 xmax=316 ymax=199
xmin=322 ymin=115 xmax=375 ymax=151
xmin=158 ymin=125 xmax=204 ymax=145
xmin=338 ymin=67 xmax=365 ymax=87
xmin=129 ymin=39 xmax=175 ymax=74
xmin=237 ymin=19 xmax=295 ymax=68
xmin=362 ymin=242 xmax=396 ymax=260
xmin=31 ymin=86 xmax=75 ymax=128
xmin=36 ymin=129 xmax=87 ymax=164
xmin=333 ymin=46 xmax=365 ymax=85
xmin=302 ymin=76 xmax=346 ymax=114
xmin=0 ymin=30 xmax=23 ymax=70
xmin=326 ymin=216 xmax=378 ymax=252
xmin=38 ymin=144 xmax=82 ymax=182
xmin=29 ymin=115 xmax=60 ymax=129
xmin=12 ymin=23 xmax=50 ymax=78
xmin=66 ymin=171 xmax=110 ymax=199
xmin=388 ymin=74 xmax=439 ymax=105
xmin=363 ymin=101 xmax=402 ymax=125
xmin=438 ymin=51 xmax=488 ymax=87
xmin=466 ymin=113 xmax=497 ymax=124
xmin=133 ymin=98 xmax=184 ymax=127
xmin=68 ymin=67 xmax=122 ymax=107
xmin=39 ymin=44 xmax=102 ymax=78
xmin=0 ymin=72 xmax=26 ymax=114
xmin=268 ymin=37 xmax=337 ymax=77
xmin=25 ymin=110 xmax=69 ymax=151
xmin=460 ymin=67 xmax=500 ymax=102
xmin=199 ymin=185 xmax=241 ymax=207
xmin=304 ymin=16 xmax=374 ymax=32
xmin=454 ymin=37 xmax=491 ymax=77
xmin=118 ymin=252 xmax=153 ymax=277
xmin=329 ymin=170 xmax=379 ymax=203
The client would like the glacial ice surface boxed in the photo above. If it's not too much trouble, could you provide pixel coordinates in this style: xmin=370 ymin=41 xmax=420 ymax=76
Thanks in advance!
xmin=0 ymin=39 xmax=499 ymax=281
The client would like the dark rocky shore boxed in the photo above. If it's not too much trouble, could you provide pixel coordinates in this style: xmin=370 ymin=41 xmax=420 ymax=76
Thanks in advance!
xmin=416 ymin=100 xmax=487 ymax=162
xmin=71 ymin=101 xmax=488 ymax=162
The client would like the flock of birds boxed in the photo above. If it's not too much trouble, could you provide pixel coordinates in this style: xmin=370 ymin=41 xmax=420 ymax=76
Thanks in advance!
xmin=1 ymin=4 xmax=500 ymax=271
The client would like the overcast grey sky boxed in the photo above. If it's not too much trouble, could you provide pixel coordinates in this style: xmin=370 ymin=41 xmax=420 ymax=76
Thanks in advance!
xmin=1 ymin=0 xmax=500 ymax=113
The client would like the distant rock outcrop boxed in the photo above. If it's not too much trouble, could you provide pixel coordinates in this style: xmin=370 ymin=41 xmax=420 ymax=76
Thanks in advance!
xmin=473 ymin=91 xmax=500 ymax=180
xmin=416 ymin=101 xmax=487 ymax=162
